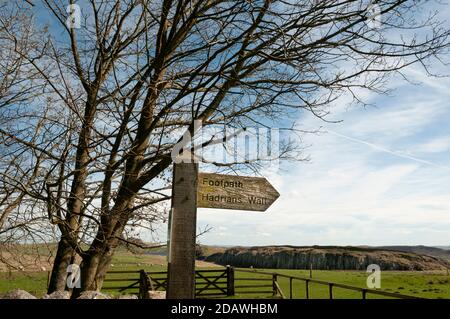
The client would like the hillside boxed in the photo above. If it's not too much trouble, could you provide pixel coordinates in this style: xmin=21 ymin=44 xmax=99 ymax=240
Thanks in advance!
xmin=0 ymin=243 xmax=217 ymax=272
xmin=376 ymin=246 xmax=450 ymax=262
xmin=205 ymin=246 xmax=450 ymax=271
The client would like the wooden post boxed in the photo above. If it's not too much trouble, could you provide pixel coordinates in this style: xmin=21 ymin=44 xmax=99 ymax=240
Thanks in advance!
xmin=362 ymin=289 xmax=367 ymax=299
xmin=309 ymin=262 xmax=313 ymax=278
xmin=329 ymin=283 xmax=333 ymax=299
xmin=289 ymin=277 xmax=293 ymax=299
xmin=305 ymin=279 xmax=310 ymax=299
xmin=226 ymin=266 xmax=235 ymax=296
xmin=139 ymin=270 xmax=145 ymax=299
xmin=272 ymin=274 xmax=278 ymax=296
xmin=167 ymin=162 xmax=199 ymax=299
xmin=139 ymin=270 xmax=151 ymax=299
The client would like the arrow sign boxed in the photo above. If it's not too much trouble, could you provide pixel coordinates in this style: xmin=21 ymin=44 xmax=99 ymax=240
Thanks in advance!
xmin=197 ymin=172 xmax=280 ymax=211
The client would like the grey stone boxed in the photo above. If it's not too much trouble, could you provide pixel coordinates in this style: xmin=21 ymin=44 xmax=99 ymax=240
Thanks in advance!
xmin=148 ymin=291 xmax=166 ymax=299
xmin=1 ymin=289 xmax=37 ymax=299
xmin=42 ymin=291 xmax=71 ymax=299
xmin=77 ymin=291 xmax=111 ymax=299
xmin=116 ymin=294 xmax=138 ymax=299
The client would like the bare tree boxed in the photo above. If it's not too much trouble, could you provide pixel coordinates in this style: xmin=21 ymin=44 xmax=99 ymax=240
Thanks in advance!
xmin=0 ymin=2 xmax=57 ymax=270
xmin=0 ymin=0 xmax=449 ymax=296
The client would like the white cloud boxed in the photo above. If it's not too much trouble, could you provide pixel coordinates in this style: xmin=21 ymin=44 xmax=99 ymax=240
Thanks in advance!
xmin=414 ymin=137 xmax=450 ymax=154
xmin=198 ymin=66 xmax=450 ymax=247
xmin=345 ymin=99 xmax=446 ymax=139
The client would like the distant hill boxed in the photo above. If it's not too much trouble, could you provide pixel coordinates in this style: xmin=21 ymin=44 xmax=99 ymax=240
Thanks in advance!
xmin=374 ymin=246 xmax=450 ymax=262
xmin=205 ymin=245 xmax=450 ymax=271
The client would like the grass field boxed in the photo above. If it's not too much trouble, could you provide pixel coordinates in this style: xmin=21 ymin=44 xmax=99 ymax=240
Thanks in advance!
xmin=1 ymin=248 xmax=449 ymax=299
xmin=231 ymin=269 xmax=450 ymax=299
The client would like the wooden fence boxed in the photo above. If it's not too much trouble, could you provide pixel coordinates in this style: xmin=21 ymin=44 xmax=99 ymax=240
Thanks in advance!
xmin=104 ymin=268 xmax=231 ymax=298
xmin=234 ymin=268 xmax=424 ymax=299
xmin=103 ymin=267 xmax=424 ymax=299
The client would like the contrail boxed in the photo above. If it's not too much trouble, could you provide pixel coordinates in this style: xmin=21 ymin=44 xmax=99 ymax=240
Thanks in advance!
xmin=327 ymin=129 xmax=450 ymax=171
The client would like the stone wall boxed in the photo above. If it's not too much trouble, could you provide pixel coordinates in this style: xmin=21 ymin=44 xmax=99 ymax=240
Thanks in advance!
xmin=205 ymin=246 xmax=449 ymax=270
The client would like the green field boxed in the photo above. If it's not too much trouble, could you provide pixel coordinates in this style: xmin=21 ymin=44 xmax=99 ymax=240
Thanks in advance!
xmin=1 ymin=248 xmax=449 ymax=299
xmin=231 ymin=269 xmax=450 ymax=299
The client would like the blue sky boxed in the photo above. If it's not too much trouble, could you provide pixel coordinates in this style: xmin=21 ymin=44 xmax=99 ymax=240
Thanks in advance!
xmin=185 ymin=2 xmax=450 ymax=247
xmin=193 ymin=63 xmax=450 ymax=247
xmin=26 ymin=1 xmax=450 ymax=247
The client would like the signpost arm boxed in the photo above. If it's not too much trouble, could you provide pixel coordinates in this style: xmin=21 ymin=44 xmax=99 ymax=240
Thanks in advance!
xmin=167 ymin=162 xmax=199 ymax=299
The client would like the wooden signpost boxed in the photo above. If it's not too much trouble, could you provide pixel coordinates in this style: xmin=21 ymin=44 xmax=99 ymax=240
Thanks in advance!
xmin=197 ymin=172 xmax=280 ymax=211
xmin=167 ymin=163 xmax=280 ymax=299
xmin=167 ymin=162 xmax=199 ymax=299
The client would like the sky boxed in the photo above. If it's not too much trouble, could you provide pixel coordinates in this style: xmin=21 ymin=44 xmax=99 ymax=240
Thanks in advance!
xmin=192 ymin=63 xmax=450 ymax=246
xmin=25 ymin=1 xmax=450 ymax=247
xmin=136 ymin=2 xmax=450 ymax=248
xmin=192 ymin=64 xmax=450 ymax=247
xmin=185 ymin=2 xmax=450 ymax=247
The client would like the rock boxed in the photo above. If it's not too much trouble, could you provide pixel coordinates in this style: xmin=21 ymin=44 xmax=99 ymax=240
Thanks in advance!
xmin=206 ymin=246 xmax=450 ymax=271
xmin=116 ymin=294 xmax=138 ymax=299
xmin=42 ymin=291 xmax=71 ymax=299
xmin=1 ymin=289 xmax=37 ymax=299
xmin=77 ymin=291 xmax=111 ymax=299
xmin=148 ymin=291 xmax=166 ymax=299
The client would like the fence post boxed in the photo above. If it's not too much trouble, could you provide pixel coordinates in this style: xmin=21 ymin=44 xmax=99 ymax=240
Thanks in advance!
xmin=139 ymin=269 xmax=151 ymax=299
xmin=272 ymin=274 xmax=278 ymax=296
xmin=305 ymin=280 xmax=310 ymax=299
xmin=289 ymin=277 xmax=293 ymax=299
xmin=328 ymin=283 xmax=333 ymax=299
xmin=289 ymin=278 xmax=293 ymax=299
xmin=226 ymin=266 xmax=235 ymax=296
xmin=362 ymin=289 xmax=367 ymax=299
xmin=139 ymin=270 xmax=145 ymax=299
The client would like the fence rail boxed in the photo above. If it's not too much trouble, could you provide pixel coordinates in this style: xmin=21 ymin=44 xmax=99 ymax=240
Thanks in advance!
xmin=234 ymin=268 xmax=424 ymax=299
xmin=103 ymin=267 xmax=425 ymax=299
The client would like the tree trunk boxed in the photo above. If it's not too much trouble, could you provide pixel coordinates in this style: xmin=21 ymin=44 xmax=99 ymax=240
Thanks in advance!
xmin=70 ymin=242 xmax=116 ymax=298
xmin=47 ymin=238 xmax=75 ymax=293
xmin=70 ymin=193 xmax=133 ymax=298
